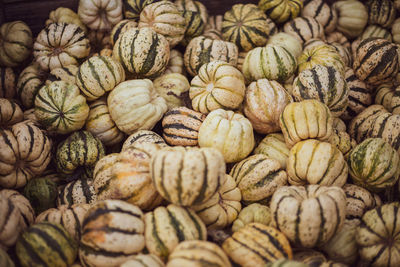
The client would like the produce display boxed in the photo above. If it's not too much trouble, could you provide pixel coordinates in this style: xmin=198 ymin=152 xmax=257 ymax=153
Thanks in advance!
xmin=3 ymin=0 xmax=400 ymax=266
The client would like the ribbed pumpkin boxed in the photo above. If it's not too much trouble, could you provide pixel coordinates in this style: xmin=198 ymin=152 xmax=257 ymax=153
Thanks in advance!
xmin=0 ymin=21 xmax=33 ymax=67
xmin=292 ymin=64 xmax=349 ymax=117
xmin=46 ymin=7 xmax=87 ymax=33
xmin=242 ymin=44 xmax=297 ymax=84
xmin=17 ymin=63 xmax=48 ymax=109
xmin=348 ymin=138 xmax=400 ymax=192
xmin=0 ymin=122 xmax=52 ymax=189
xmin=366 ymin=0 xmax=396 ymax=28
xmin=57 ymin=179 xmax=97 ymax=207
xmin=223 ymin=223 xmax=292 ymax=266
xmin=164 ymin=49 xmax=185 ymax=75
xmin=46 ymin=65 xmax=79 ymax=85
xmin=87 ymin=30 xmax=112 ymax=54
xmin=360 ymin=25 xmax=392 ymax=42
xmin=330 ymin=42 xmax=352 ymax=68
xmin=180 ymin=10 xmax=205 ymax=46
xmin=189 ymin=60 xmax=245 ymax=114
xmin=122 ymin=130 xmax=166 ymax=151
xmin=326 ymin=31 xmax=350 ymax=50
xmin=184 ymin=36 xmax=238 ymax=77
xmin=368 ymin=112 xmax=400 ymax=154
xmin=121 ymin=254 xmax=164 ymax=267
xmin=333 ymin=117 xmax=347 ymax=132
xmin=123 ymin=0 xmax=159 ymax=20
xmin=86 ymin=98 xmax=125 ymax=147
xmin=232 ymin=203 xmax=272 ymax=232
xmin=221 ymin=4 xmax=270 ymax=52
xmin=375 ymin=85 xmax=400 ymax=115
xmin=244 ymin=79 xmax=292 ymax=134
xmin=356 ymin=202 xmax=400 ymax=266
xmin=107 ymin=79 xmax=167 ymax=135
xmin=78 ymin=0 xmax=123 ymax=31
xmin=167 ymin=241 xmax=231 ymax=267
xmin=138 ymin=1 xmax=186 ymax=48
xmin=302 ymin=0 xmax=337 ymax=34
xmin=270 ymin=185 xmax=347 ymax=248
xmin=92 ymin=153 xmax=118 ymax=197
xmin=287 ymin=139 xmax=348 ymax=187
xmin=76 ymin=55 xmax=125 ymax=101
xmin=258 ymin=0 xmax=303 ymax=24
xmin=175 ymin=0 xmax=208 ymax=25
xmin=34 ymin=81 xmax=89 ymax=135
xmin=254 ymin=133 xmax=290 ymax=169
xmin=0 ymin=248 xmax=14 ymax=267
xmin=353 ymin=38 xmax=399 ymax=86
xmin=329 ymin=129 xmax=356 ymax=156
xmin=267 ymin=32 xmax=303 ymax=59
xmin=23 ymin=177 xmax=57 ymax=214
xmin=333 ymin=0 xmax=368 ymax=38
xmin=203 ymin=15 xmax=223 ymax=40
xmin=297 ymin=44 xmax=345 ymax=74
xmin=0 ymin=98 xmax=23 ymax=128
xmin=153 ymin=73 xmax=190 ymax=109
xmin=283 ymin=16 xmax=325 ymax=45
xmin=279 ymin=100 xmax=333 ymax=147
xmin=192 ymin=174 xmax=241 ymax=230
xmin=151 ymin=146 xmax=225 ymax=206
xmin=33 ymin=23 xmax=90 ymax=71
xmin=110 ymin=19 xmax=138 ymax=46
xmin=162 ymin=107 xmax=205 ymax=146
xmin=144 ymin=204 xmax=207 ymax=261
xmin=0 ymin=67 xmax=16 ymax=99
xmin=79 ymin=200 xmax=145 ymax=267
xmin=113 ymin=27 xmax=170 ymax=78
xmin=198 ymin=109 xmax=255 ymax=163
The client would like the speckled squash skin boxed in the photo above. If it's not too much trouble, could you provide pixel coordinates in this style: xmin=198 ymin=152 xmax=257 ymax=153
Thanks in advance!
xmin=0 ymin=98 xmax=23 ymax=128
xmin=122 ymin=130 xmax=166 ymax=151
xmin=366 ymin=0 xmax=396 ymax=28
xmin=232 ymin=203 xmax=272 ymax=232
xmin=180 ymin=10 xmax=205 ymax=46
xmin=23 ymin=177 xmax=58 ymax=214
xmin=164 ymin=49 xmax=185 ymax=75
xmin=110 ymin=19 xmax=138 ymax=46
xmin=283 ymin=16 xmax=325 ymax=45
xmin=46 ymin=65 xmax=79 ymax=86
xmin=258 ymin=0 xmax=303 ymax=24
xmin=175 ymin=0 xmax=208 ymax=25
xmin=153 ymin=73 xmax=190 ymax=109
xmin=333 ymin=0 xmax=368 ymax=38
xmin=46 ymin=7 xmax=87 ymax=33
xmin=78 ymin=0 xmax=123 ymax=31
xmin=123 ymin=0 xmax=160 ymax=21
xmin=367 ymin=112 xmax=400 ymax=154
xmin=254 ymin=133 xmax=290 ymax=169
xmin=267 ymin=32 xmax=302 ymax=59
xmin=359 ymin=25 xmax=392 ymax=42
xmin=57 ymin=179 xmax=97 ymax=207
xmin=302 ymin=0 xmax=337 ymax=34
xmin=17 ymin=63 xmax=48 ymax=109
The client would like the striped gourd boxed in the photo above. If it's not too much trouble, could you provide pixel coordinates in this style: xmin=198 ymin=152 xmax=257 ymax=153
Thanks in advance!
xmin=46 ymin=65 xmax=78 ymax=85
xmin=56 ymin=130 xmax=105 ymax=177
xmin=333 ymin=117 xmax=347 ymax=132
xmin=360 ymin=25 xmax=392 ymax=42
xmin=122 ymin=130 xmax=166 ymax=151
xmin=76 ymin=55 xmax=125 ymax=101
xmin=223 ymin=223 xmax=292 ymax=266
xmin=153 ymin=73 xmax=190 ymax=109
xmin=292 ymin=64 xmax=349 ymax=117
xmin=92 ymin=153 xmax=118 ymax=198
xmin=393 ymin=18 xmax=400 ymax=44
xmin=258 ymin=0 xmax=303 ymax=24
xmin=236 ymin=51 xmax=247 ymax=72
xmin=283 ymin=16 xmax=325 ymax=45
xmin=329 ymin=129 xmax=356 ymax=156
xmin=302 ymin=0 xmax=337 ymax=34
xmin=57 ymin=179 xmax=97 ymax=207
xmin=254 ymin=133 xmax=290 ymax=169
xmin=144 ymin=204 xmax=207 ymax=261
xmin=198 ymin=109 xmax=255 ymax=163
xmin=23 ymin=177 xmax=58 ymax=214
xmin=368 ymin=113 xmax=400 ymax=154
xmin=353 ymin=38 xmax=399 ymax=86
xmin=267 ymin=32 xmax=303 ymax=59
xmin=297 ymin=44 xmax=345 ymax=74
xmin=33 ymin=23 xmax=90 ymax=71
xmin=164 ymin=49 xmax=185 ymax=75
xmin=121 ymin=254 xmax=164 ymax=267
xmin=279 ymin=100 xmax=333 ymax=147
xmin=266 ymin=17 xmax=278 ymax=36
xmin=86 ymin=98 xmax=125 ymax=147
xmin=302 ymin=38 xmax=326 ymax=52
xmin=244 ymin=79 xmax=292 ymax=134
xmin=287 ymin=139 xmax=348 ymax=187
xmin=221 ymin=4 xmax=270 ymax=52
xmin=270 ymin=185 xmax=347 ymax=248
xmin=16 ymin=222 xmax=77 ymax=267
xmin=124 ymin=0 xmax=160 ymax=20
xmin=162 ymin=107 xmax=205 ymax=146
xmin=34 ymin=81 xmax=89 ymax=135
xmin=0 ymin=67 xmax=16 ymax=98
xmin=167 ymin=241 xmax=231 ymax=267
xmin=326 ymin=31 xmax=351 ymax=50
xmin=180 ymin=10 xmax=205 ymax=46
xmin=184 ymin=36 xmax=238 ymax=77
xmin=348 ymin=138 xmax=400 ymax=192
xmin=151 ymin=146 xmax=225 ymax=206
xmin=189 ymin=61 xmax=245 ymax=114
xmin=78 ymin=0 xmax=123 ymax=32
xmin=232 ymin=203 xmax=271 ymax=232
xmin=17 ymin=63 xmax=48 ymax=109
xmin=175 ymin=0 xmax=208 ymax=24
xmin=330 ymin=42 xmax=352 ymax=67
xmin=0 ymin=247 xmax=14 ymax=267
xmin=0 ymin=122 xmax=52 ymax=188
xmin=0 ymin=98 xmax=23 ymax=128
xmin=242 ymin=44 xmax=297 ymax=84
xmin=107 ymin=79 xmax=168 ymax=135
xmin=375 ymin=85 xmax=400 ymax=114
xmin=0 ymin=21 xmax=32 ymax=67
xmin=113 ymin=27 xmax=170 ymax=78
xmin=356 ymin=202 xmax=400 ymax=266
xmin=203 ymin=15 xmax=223 ymax=40
xmin=192 ymin=174 xmax=241 ymax=230
xmin=366 ymin=0 xmax=396 ymax=28
xmin=138 ymin=1 xmax=186 ymax=48
xmin=46 ymin=7 xmax=87 ymax=33
xmin=110 ymin=19 xmax=138 ymax=46
xmin=79 ymin=200 xmax=145 ymax=267
xmin=230 ymin=154 xmax=287 ymax=203
xmin=333 ymin=0 xmax=368 ymax=38
xmin=36 ymin=204 xmax=90 ymax=241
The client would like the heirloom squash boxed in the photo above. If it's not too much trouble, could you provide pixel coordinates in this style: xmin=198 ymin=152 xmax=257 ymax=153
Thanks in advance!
xmin=231 ymin=203 xmax=272 ymax=232
xmin=267 ymin=32 xmax=302 ymax=59
xmin=122 ymin=130 xmax=166 ymax=151
xmin=368 ymin=112 xmax=400 ymax=154
xmin=297 ymin=44 xmax=345 ymax=74
xmin=326 ymin=31 xmax=350 ymax=50
xmin=78 ymin=0 xmax=123 ymax=31
xmin=57 ymin=179 xmax=97 ymax=207
xmin=254 ymin=133 xmax=290 ymax=169
xmin=302 ymin=0 xmax=337 ymax=34
xmin=46 ymin=7 xmax=87 ymax=33
xmin=153 ymin=73 xmax=190 ymax=109
xmin=393 ymin=18 xmax=400 ymax=44
xmin=110 ymin=19 xmax=138 ymax=46
xmin=164 ymin=49 xmax=185 ymax=75
xmin=175 ymin=0 xmax=208 ymax=24
xmin=203 ymin=15 xmax=223 ymax=40
xmin=258 ymin=0 xmax=303 ymax=24
xmin=17 ymin=63 xmax=48 ymax=109
xmin=180 ymin=10 xmax=205 ymax=46
xmin=360 ymin=25 xmax=392 ymax=42
xmin=124 ymin=0 xmax=160 ymax=21
xmin=0 ymin=98 xmax=23 ymax=128
xmin=333 ymin=0 xmax=368 ymax=38
xmin=121 ymin=255 xmax=164 ymax=267
xmin=283 ymin=16 xmax=325 ymax=45
xmin=366 ymin=0 xmax=396 ymax=28
xmin=23 ymin=177 xmax=57 ymax=214
xmin=46 ymin=65 xmax=79 ymax=86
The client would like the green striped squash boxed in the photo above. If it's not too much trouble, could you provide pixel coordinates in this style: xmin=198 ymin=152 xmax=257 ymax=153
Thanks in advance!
xmin=92 ymin=153 xmax=118 ymax=199
xmin=258 ymin=0 xmax=303 ymax=24
xmin=366 ymin=0 xmax=396 ymax=28
xmin=153 ymin=73 xmax=190 ymax=109
xmin=231 ymin=203 xmax=272 ymax=232
xmin=113 ymin=27 xmax=170 ymax=78
xmin=34 ymin=81 xmax=89 ymax=135
xmin=203 ymin=15 xmax=223 ymax=40
xmin=375 ymin=85 xmax=400 ymax=115
xmin=0 ymin=98 xmax=23 ymax=128
xmin=221 ymin=4 xmax=270 ymax=52
xmin=329 ymin=129 xmax=355 ymax=156
xmin=57 ymin=179 xmax=97 ymax=207
xmin=17 ymin=63 xmax=48 ymax=109
xmin=360 ymin=25 xmax=392 ymax=42
xmin=180 ymin=10 xmax=205 ymax=46
xmin=230 ymin=154 xmax=287 ymax=203
xmin=16 ymin=222 xmax=78 ymax=267
xmin=292 ymin=64 xmax=349 ymax=117
xmin=122 ymin=130 xmax=166 ymax=151
xmin=223 ymin=223 xmax=293 ymax=266
xmin=283 ymin=16 xmax=325 ymax=45
xmin=46 ymin=65 xmax=78 ymax=86
xmin=162 ymin=106 xmax=205 ymax=146
xmin=110 ymin=19 xmax=138 ymax=46
xmin=287 ymin=139 xmax=348 ymax=187
xmin=56 ymin=130 xmax=105 ymax=178
xmin=266 ymin=259 xmax=308 ymax=267
xmin=368 ymin=113 xmax=400 ymax=154
xmin=123 ymin=0 xmax=160 ymax=21
xmin=297 ymin=44 xmax=345 ymax=74
xmin=242 ymin=44 xmax=296 ymax=84
xmin=167 ymin=241 xmax=231 ymax=267
xmin=0 ymin=189 xmax=35 ymax=227
xmin=0 ymin=67 xmax=16 ymax=98
xmin=121 ymin=254 xmax=164 ymax=267
xmin=175 ymin=0 xmax=208 ymax=24
xmin=46 ymin=7 xmax=87 ymax=33
xmin=151 ymin=146 xmax=225 ymax=206
xmin=79 ymin=200 xmax=145 ymax=267
xmin=302 ymin=0 xmax=337 ymax=34
xmin=76 ymin=55 xmax=125 ymax=101
xmin=356 ymin=202 xmax=400 ymax=266
xmin=348 ymin=138 xmax=400 ymax=192
xmin=144 ymin=204 xmax=207 ymax=262
xmin=0 ymin=247 xmax=14 ymax=267
xmin=270 ymin=185 xmax=347 ymax=248
xmin=184 ymin=36 xmax=238 ymax=77
xmin=23 ymin=177 xmax=58 ymax=214
xmin=267 ymin=32 xmax=303 ymax=59
xmin=254 ymin=133 xmax=290 ymax=169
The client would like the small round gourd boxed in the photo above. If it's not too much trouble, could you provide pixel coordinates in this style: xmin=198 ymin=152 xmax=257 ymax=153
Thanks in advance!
xmin=297 ymin=44 xmax=345 ymax=74
xmin=258 ymin=0 xmax=303 ymax=24
xmin=231 ymin=203 xmax=271 ymax=232
xmin=0 ymin=98 xmax=23 ymax=128
xmin=333 ymin=0 xmax=368 ymax=38
xmin=0 ymin=67 xmax=16 ymax=98
xmin=253 ymin=133 xmax=290 ymax=169
xmin=122 ymin=130 xmax=166 ymax=151
xmin=164 ymin=49 xmax=185 ymax=75
xmin=368 ymin=112 xmax=400 ymax=154
xmin=57 ymin=179 xmax=97 ymax=207
xmin=360 ymin=25 xmax=392 ymax=42
xmin=17 ymin=63 xmax=48 ymax=109
xmin=343 ymin=184 xmax=380 ymax=223
xmin=329 ymin=129 xmax=355 ymax=156
xmin=203 ymin=15 xmax=223 ymax=40
xmin=180 ymin=10 xmax=205 ymax=46
xmin=23 ymin=177 xmax=58 ymax=214
xmin=366 ymin=0 xmax=396 ymax=28
xmin=283 ymin=16 xmax=325 ymax=45
xmin=78 ymin=0 xmax=123 ymax=31
xmin=110 ymin=19 xmax=138 ymax=46
xmin=302 ymin=0 xmax=337 ymax=34
xmin=326 ymin=31 xmax=350 ymax=49
xmin=153 ymin=73 xmax=190 ymax=109
xmin=175 ymin=0 xmax=208 ymax=25
xmin=46 ymin=65 xmax=79 ymax=85
xmin=123 ymin=0 xmax=159 ymax=20
xmin=267 ymin=32 xmax=302 ymax=59
xmin=121 ymin=254 xmax=164 ymax=267
xmin=46 ymin=7 xmax=87 ymax=33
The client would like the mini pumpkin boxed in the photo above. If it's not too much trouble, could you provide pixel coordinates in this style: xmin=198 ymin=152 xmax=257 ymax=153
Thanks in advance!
xmin=267 ymin=32 xmax=303 ymax=59
xmin=17 ymin=63 xmax=48 ymax=109
xmin=23 ymin=177 xmax=58 ymax=214
xmin=78 ymin=0 xmax=123 ymax=31
xmin=153 ymin=73 xmax=190 ymax=109
xmin=46 ymin=7 xmax=87 ymax=33
xmin=231 ymin=203 xmax=272 ymax=232
xmin=110 ymin=19 xmax=138 ymax=46
xmin=253 ymin=133 xmax=290 ymax=169
xmin=366 ymin=0 xmax=396 ymax=28
xmin=175 ymin=0 xmax=208 ymax=24
xmin=57 ymin=179 xmax=97 ymax=207
xmin=283 ymin=16 xmax=325 ymax=45
xmin=180 ymin=10 xmax=205 ymax=46
xmin=164 ymin=49 xmax=185 ymax=75
xmin=368 ymin=112 xmax=400 ymax=154
xmin=123 ymin=0 xmax=160 ymax=20
xmin=258 ymin=0 xmax=303 ymax=24
xmin=333 ymin=0 xmax=368 ymax=38
xmin=302 ymin=0 xmax=337 ymax=34
xmin=297 ymin=44 xmax=345 ymax=74
xmin=46 ymin=65 xmax=79 ymax=85
xmin=0 ymin=98 xmax=23 ymax=128
xmin=122 ymin=130 xmax=166 ymax=151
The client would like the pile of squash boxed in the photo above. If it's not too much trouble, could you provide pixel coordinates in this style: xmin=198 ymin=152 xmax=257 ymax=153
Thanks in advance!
xmin=1 ymin=0 xmax=400 ymax=266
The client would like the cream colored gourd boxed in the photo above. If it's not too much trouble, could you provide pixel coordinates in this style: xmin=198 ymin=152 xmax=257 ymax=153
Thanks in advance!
xmin=153 ymin=73 xmax=190 ymax=109
xmin=78 ymin=0 xmax=123 ymax=31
